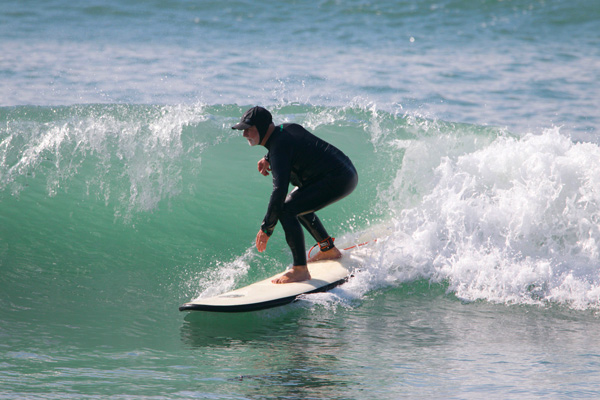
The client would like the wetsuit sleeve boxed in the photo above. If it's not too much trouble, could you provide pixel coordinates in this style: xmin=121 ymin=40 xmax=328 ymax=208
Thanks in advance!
xmin=260 ymin=142 xmax=293 ymax=236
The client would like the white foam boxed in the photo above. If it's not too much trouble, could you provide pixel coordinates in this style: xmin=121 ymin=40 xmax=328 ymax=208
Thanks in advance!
xmin=191 ymin=248 xmax=256 ymax=300
xmin=357 ymin=128 xmax=600 ymax=309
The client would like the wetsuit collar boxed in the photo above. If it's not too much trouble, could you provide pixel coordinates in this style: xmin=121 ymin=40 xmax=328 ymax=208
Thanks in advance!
xmin=260 ymin=123 xmax=277 ymax=147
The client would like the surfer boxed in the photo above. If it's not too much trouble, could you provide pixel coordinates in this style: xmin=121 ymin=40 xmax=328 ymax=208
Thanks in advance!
xmin=232 ymin=106 xmax=358 ymax=284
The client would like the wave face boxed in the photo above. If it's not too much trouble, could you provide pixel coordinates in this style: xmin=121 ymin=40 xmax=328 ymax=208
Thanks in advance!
xmin=2 ymin=104 xmax=599 ymax=312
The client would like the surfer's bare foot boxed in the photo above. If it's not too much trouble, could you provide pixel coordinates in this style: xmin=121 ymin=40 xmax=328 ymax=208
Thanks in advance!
xmin=308 ymin=247 xmax=343 ymax=263
xmin=272 ymin=265 xmax=311 ymax=284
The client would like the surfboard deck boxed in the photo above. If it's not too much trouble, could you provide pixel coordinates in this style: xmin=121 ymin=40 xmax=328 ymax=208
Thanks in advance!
xmin=179 ymin=260 xmax=351 ymax=313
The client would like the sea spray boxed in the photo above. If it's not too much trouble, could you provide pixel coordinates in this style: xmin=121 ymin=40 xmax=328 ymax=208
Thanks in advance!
xmin=1 ymin=104 xmax=211 ymax=218
xmin=369 ymin=127 xmax=600 ymax=309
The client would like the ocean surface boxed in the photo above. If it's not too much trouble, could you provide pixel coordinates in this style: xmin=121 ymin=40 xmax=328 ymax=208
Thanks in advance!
xmin=2 ymin=0 xmax=600 ymax=399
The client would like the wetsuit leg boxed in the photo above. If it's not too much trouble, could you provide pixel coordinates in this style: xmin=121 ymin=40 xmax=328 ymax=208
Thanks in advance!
xmin=278 ymin=165 xmax=358 ymax=266
xmin=298 ymin=212 xmax=329 ymax=243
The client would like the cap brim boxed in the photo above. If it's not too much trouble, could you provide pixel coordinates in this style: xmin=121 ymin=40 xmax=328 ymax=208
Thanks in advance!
xmin=232 ymin=122 xmax=252 ymax=130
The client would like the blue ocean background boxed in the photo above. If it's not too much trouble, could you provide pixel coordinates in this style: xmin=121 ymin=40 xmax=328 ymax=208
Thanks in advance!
xmin=2 ymin=0 xmax=600 ymax=399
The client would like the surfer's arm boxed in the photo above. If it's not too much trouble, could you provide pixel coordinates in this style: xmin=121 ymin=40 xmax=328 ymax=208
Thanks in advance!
xmin=259 ymin=145 xmax=293 ymax=236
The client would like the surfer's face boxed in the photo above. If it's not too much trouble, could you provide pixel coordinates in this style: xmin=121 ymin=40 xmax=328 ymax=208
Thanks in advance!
xmin=243 ymin=126 xmax=260 ymax=146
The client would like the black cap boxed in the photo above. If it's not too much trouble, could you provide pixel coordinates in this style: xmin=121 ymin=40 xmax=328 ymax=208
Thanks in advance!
xmin=232 ymin=106 xmax=272 ymax=130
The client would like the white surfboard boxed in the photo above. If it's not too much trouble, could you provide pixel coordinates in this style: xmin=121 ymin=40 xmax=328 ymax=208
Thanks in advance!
xmin=179 ymin=260 xmax=351 ymax=313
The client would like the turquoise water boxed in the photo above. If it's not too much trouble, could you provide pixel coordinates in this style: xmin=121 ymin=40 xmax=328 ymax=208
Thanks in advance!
xmin=2 ymin=1 xmax=600 ymax=399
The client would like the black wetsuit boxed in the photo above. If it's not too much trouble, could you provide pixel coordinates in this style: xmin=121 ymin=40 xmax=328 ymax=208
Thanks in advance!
xmin=260 ymin=123 xmax=358 ymax=266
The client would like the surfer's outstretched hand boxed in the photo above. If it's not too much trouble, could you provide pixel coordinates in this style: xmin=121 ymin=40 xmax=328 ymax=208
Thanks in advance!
xmin=256 ymin=230 xmax=269 ymax=252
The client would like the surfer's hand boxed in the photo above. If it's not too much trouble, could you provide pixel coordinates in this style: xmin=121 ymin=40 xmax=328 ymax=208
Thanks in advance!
xmin=258 ymin=158 xmax=271 ymax=176
xmin=256 ymin=230 xmax=269 ymax=252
